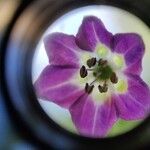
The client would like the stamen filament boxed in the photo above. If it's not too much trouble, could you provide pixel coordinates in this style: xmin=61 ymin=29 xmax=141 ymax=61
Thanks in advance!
xmin=87 ymin=68 xmax=94 ymax=71
xmin=90 ymin=78 xmax=98 ymax=86
xmin=90 ymin=72 xmax=102 ymax=85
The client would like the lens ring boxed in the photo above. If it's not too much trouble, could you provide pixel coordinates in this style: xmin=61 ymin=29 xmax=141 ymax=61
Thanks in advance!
xmin=2 ymin=0 xmax=150 ymax=149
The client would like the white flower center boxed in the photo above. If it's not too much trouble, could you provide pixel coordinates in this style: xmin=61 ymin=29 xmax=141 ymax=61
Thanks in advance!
xmin=73 ymin=43 xmax=128 ymax=104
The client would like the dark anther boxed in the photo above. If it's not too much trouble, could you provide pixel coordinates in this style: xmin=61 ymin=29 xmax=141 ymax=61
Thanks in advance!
xmin=87 ymin=57 xmax=97 ymax=68
xmin=110 ymin=72 xmax=118 ymax=84
xmin=98 ymin=85 xmax=104 ymax=93
xmin=98 ymin=84 xmax=108 ymax=93
xmin=80 ymin=65 xmax=88 ymax=78
xmin=85 ymin=83 xmax=94 ymax=94
xmin=98 ymin=59 xmax=107 ymax=67
xmin=103 ymin=83 xmax=108 ymax=92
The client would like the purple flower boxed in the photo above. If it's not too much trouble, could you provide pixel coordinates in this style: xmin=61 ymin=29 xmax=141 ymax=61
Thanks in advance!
xmin=34 ymin=16 xmax=150 ymax=137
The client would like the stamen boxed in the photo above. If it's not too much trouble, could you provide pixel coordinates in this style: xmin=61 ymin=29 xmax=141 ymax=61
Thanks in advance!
xmin=87 ymin=57 xmax=97 ymax=68
xmin=98 ymin=59 xmax=107 ymax=67
xmin=110 ymin=72 xmax=118 ymax=84
xmin=98 ymin=85 xmax=104 ymax=93
xmin=98 ymin=82 xmax=108 ymax=93
xmin=80 ymin=65 xmax=88 ymax=78
xmin=85 ymin=83 xmax=94 ymax=94
xmin=81 ymin=56 xmax=115 ymax=94
xmin=102 ymin=83 xmax=108 ymax=92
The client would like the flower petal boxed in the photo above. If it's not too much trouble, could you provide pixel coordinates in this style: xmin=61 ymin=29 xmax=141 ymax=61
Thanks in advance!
xmin=70 ymin=94 xmax=117 ymax=137
xmin=44 ymin=33 xmax=80 ymax=68
xmin=113 ymin=33 xmax=145 ymax=75
xmin=76 ymin=16 xmax=113 ymax=51
xmin=115 ymin=73 xmax=150 ymax=120
xmin=34 ymin=65 xmax=84 ymax=108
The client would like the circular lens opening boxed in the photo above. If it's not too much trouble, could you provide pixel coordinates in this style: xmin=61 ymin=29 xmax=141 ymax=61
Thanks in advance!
xmin=32 ymin=5 xmax=150 ymax=138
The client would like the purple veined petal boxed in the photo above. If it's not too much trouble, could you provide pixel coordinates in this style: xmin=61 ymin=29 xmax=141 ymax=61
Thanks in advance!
xmin=115 ymin=73 xmax=150 ymax=120
xmin=113 ymin=33 xmax=145 ymax=75
xmin=70 ymin=94 xmax=117 ymax=137
xmin=125 ymin=59 xmax=142 ymax=75
xmin=76 ymin=16 xmax=113 ymax=51
xmin=114 ymin=95 xmax=145 ymax=120
xmin=34 ymin=65 xmax=84 ymax=108
xmin=44 ymin=33 xmax=81 ymax=68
